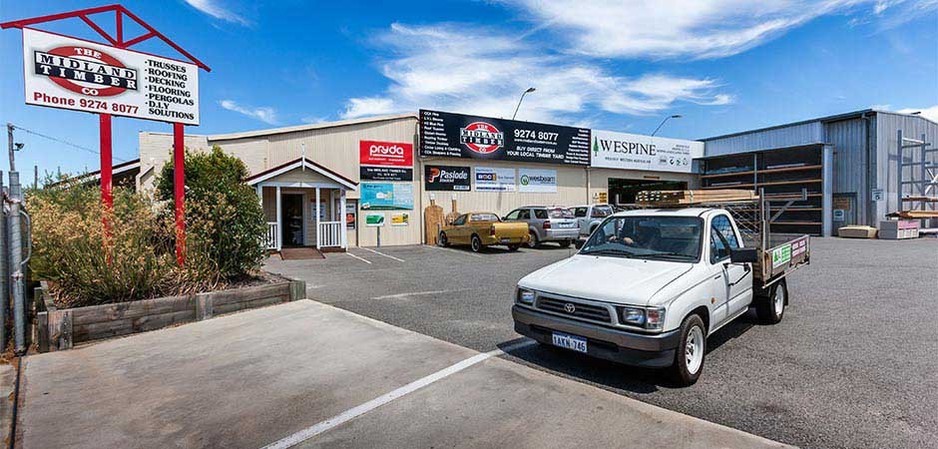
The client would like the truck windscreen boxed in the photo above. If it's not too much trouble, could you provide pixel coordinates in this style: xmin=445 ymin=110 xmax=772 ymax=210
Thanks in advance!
xmin=579 ymin=216 xmax=703 ymax=262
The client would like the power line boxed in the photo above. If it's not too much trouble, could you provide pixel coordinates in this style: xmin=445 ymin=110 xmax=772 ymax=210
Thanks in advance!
xmin=9 ymin=124 xmax=128 ymax=162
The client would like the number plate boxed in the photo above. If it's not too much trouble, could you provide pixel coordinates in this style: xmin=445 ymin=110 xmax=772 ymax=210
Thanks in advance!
xmin=551 ymin=332 xmax=587 ymax=353
xmin=559 ymin=222 xmax=575 ymax=228
xmin=500 ymin=238 xmax=511 ymax=243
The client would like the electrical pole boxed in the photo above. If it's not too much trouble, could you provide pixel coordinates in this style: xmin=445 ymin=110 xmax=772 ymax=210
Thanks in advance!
xmin=6 ymin=123 xmax=14 ymax=172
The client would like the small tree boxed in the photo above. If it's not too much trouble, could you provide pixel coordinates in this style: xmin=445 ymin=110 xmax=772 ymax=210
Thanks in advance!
xmin=156 ymin=146 xmax=266 ymax=279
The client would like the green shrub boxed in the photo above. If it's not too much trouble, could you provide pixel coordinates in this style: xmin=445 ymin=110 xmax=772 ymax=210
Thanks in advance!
xmin=156 ymin=146 xmax=266 ymax=279
xmin=28 ymin=184 xmax=180 ymax=307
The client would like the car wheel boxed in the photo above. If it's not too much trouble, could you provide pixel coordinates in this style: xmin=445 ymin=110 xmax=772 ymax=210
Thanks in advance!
xmin=527 ymin=231 xmax=540 ymax=248
xmin=507 ymin=244 xmax=520 ymax=252
xmin=668 ymin=314 xmax=707 ymax=386
xmin=438 ymin=232 xmax=449 ymax=247
xmin=470 ymin=235 xmax=483 ymax=253
xmin=756 ymin=279 xmax=787 ymax=324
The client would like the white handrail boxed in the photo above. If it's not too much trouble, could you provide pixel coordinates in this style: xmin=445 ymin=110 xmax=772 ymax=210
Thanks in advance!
xmin=266 ymin=222 xmax=279 ymax=250
xmin=318 ymin=221 xmax=343 ymax=248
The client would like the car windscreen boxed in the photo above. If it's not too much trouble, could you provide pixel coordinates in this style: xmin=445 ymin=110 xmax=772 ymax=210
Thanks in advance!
xmin=549 ymin=208 xmax=574 ymax=219
xmin=579 ymin=216 xmax=702 ymax=262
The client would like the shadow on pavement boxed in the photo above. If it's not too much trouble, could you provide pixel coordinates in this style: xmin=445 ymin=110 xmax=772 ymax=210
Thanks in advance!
xmin=494 ymin=312 xmax=760 ymax=393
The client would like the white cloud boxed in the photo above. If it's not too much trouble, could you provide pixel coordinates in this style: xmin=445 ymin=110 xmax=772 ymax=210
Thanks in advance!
xmin=503 ymin=0 xmax=936 ymax=59
xmin=340 ymin=98 xmax=397 ymax=119
xmin=898 ymin=105 xmax=938 ymax=123
xmin=219 ymin=100 xmax=279 ymax=124
xmin=183 ymin=0 xmax=250 ymax=26
xmin=341 ymin=24 xmax=731 ymax=122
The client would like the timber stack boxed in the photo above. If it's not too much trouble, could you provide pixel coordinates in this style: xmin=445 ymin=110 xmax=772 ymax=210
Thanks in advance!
xmin=636 ymin=189 xmax=759 ymax=206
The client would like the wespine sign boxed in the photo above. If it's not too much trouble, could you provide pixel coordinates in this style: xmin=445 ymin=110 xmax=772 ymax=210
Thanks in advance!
xmin=591 ymin=130 xmax=703 ymax=173
xmin=419 ymin=109 xmax=591 ymax=166
xmin=23 ymin=28 xmax=200 ymax=125
xmin=424 ymin=165 xmax=471 ymax=191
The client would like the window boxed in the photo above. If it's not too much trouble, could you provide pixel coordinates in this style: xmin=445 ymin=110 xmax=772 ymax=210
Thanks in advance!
xmin=518 ymin=209 xmax=531 ymax=220
xmin=579 ymin=216 xmax=702 ymax=261
xmin=550 ymin=208 xmax=574 ymax=219
xmin=534 ymin=209 xmax=549 ymax=219
xmin=453 ymin=214 xmax=467 ymax=226
xmin=574 ymin=207 xmax=588 ymax=218
xmin=591 ymin=206 xmax=612 ymax=218
xmin=709 ymin=215 xmax=739 ymax=263
xmin=504 ymin=210 xmax=520 ymax=220
xmin=471 ymin=213 xmax=499 ymax=222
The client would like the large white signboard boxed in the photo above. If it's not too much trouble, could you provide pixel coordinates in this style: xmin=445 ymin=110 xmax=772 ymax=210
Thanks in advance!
xmin=591 ymin=130 xmax=703 ymax=173
xmin=475 ymin=166 xmax=516 ymax=192
xmin=23 ymin=28 xmax=200 ymax=125
xmin=518 ymin=168 xmax=557 ymax=193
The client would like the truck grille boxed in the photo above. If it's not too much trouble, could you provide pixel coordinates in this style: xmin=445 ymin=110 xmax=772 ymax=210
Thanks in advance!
xmin=536 ymin=296 xmax=612 ymax=323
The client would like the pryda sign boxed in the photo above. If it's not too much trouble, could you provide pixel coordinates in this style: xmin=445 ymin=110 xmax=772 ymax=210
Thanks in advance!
xmin=359 ymin=140 xmax=414 ymax=182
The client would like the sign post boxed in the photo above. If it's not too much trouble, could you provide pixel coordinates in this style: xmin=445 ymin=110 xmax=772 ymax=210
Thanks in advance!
xmin=2 ymin=5 xmax=210 ymax=267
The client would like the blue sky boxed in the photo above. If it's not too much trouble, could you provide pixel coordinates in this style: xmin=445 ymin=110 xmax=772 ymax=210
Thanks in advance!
xmin=1 ymin=0 xmax=936 ymax=177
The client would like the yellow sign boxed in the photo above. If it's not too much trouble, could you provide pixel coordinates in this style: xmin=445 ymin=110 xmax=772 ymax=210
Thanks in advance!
xmin=594 ymin=191 xmax=608 ymax=203
xmin=391 ymin=212 xmax=410 ymax=226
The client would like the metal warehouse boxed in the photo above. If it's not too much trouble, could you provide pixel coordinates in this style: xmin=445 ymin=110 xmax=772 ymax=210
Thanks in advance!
xmin=701 ymin=109 xmax=938 ymax=236
xmin=134 ymin=107 xmax=936 ymax=250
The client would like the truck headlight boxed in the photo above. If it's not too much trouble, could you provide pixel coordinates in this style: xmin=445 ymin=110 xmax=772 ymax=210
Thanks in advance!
xmin=619 ymin=306 xmax=666 ymax=330
xmin=517 ymin=288 xmax=536 ymax=305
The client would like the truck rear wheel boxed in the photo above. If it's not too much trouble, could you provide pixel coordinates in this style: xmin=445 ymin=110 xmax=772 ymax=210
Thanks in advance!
xmin=756 ymin=279 xmax=787 ymax=324
xmin=470 ymin=235 xmax=483 ymax=253
xmin=668 ymin=314 xmax=706 ymax=386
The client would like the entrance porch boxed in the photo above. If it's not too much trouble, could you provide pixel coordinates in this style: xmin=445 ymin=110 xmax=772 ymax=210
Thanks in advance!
xmin=246 ymin=157 xmax=358 ymax=252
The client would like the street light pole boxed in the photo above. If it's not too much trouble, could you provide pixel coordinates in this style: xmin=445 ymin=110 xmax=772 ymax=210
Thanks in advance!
xmin=511 ymin=87 xmax=536 ymax=120
xmin=651 ymin=114 xmax=682 ymax=136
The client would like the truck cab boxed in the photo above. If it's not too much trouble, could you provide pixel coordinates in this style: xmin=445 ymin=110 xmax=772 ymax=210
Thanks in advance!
xmin=512 ymin=207 xmax=804 ymax=385
xmin=570 ymin=204 xmax=615 ymax=238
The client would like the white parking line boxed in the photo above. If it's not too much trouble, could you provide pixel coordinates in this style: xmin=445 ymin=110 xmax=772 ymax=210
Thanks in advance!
xmin=346 ymin=252 xmax=372 ymax=264
xmin=371 ymin=288 xmax=472 ymax=300
xmin=359 ymin=247 xmax=406 ymax=262
xmin=259 ymin=340 xmax=535 ymax=449
xmin=426 ymin=244 xmax=484 ymax=259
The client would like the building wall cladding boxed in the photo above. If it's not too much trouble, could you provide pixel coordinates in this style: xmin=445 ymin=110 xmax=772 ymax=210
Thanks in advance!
xmin=702 ymin=121 xmax=825 ymax=157
xmin=873 ymin=112 xmax=938 ymax=223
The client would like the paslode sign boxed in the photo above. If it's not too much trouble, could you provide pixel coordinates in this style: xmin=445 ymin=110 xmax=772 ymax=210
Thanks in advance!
xmin=425 ymin=165 xmax=470 ymax=191
xmin=22 ymin=28 xmax=200 ymax=125
xmin=360 ymin=140 xmax=414 ymax=181
xmin=591 ymin=130 xmax=703 ymax=173
xmin=518 ymin=168 xmax=557 ymax=193
xmin=419 ymin=109 xmax=590 ymax=166
xmin=475 ymin=167 xmax=516 ymax=192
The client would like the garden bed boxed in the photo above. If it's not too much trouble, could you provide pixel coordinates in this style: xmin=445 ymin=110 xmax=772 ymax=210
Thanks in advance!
xmin=34 ymin=275 xmax=306 ymax=352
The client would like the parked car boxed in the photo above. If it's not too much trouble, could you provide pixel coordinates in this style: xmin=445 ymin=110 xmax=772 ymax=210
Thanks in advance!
xmin=503 ymin=206 xmax=579 ymax=248
xmin=512 ymin=202 xmax=810 ymax=385
xmin=570 ymin=204 xmax=615 ymax=238
xmin=439 ymin=212 xmax=530 ymax=252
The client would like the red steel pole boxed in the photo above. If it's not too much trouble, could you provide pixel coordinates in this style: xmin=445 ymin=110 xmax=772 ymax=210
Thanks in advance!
xmin=99 ymin=114 xmax=113 ymax=209
xmin=173 ymin=122 xmax=186 ymax=266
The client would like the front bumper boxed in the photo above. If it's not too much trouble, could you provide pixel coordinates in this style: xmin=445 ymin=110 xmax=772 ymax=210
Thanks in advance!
xmin=512 ymin=305 xmax=680 ymax=368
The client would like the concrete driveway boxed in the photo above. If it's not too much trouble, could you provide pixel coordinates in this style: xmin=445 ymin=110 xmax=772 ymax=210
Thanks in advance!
xmin=17 ymin=300 xmax=787 ymax=449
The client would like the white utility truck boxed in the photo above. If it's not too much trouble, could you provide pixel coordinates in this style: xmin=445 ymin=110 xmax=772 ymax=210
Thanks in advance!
xmin=512 ymin=193 xmax=810 ymax=385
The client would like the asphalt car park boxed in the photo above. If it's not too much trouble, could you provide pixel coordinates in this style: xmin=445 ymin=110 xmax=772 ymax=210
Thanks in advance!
xmin=265 ymin=238 xmax=938 ymax=449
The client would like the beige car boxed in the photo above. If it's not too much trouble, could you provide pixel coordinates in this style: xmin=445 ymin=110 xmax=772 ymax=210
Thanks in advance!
xmin=439 ymin=212 xmax=530 ymax=252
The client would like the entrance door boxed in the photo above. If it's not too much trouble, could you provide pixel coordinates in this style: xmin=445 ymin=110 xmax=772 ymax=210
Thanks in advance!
xmin=281 ymin=193 xmax=305 ymax=247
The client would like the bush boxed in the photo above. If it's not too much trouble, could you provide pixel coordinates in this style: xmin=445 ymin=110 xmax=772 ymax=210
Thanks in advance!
xmin=156 ymin=146 xmax=266 ymax=279
xmin=28 ymin=184 xmax=180 ymax=307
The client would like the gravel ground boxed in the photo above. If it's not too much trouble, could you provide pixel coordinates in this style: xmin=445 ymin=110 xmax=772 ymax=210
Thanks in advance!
xmin=266 ymin=237 xmax=938 ymax=449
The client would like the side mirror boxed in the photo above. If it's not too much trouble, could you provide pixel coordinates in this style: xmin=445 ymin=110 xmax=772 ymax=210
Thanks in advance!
xmin=729 ymin=248 xmax=758 ymax=264
xmin=574 ymin=239 xmax=585 ymax=249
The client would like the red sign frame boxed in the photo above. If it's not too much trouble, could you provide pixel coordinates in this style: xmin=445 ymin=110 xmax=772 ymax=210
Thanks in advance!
xmin=359 ymin=140 xmax=414 ymax=167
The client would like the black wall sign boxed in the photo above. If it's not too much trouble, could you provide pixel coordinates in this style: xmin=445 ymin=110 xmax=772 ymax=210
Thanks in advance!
xmin=424 ymin=165 xmax=471 ymax=191
xmin=360 ymin=166 xmax=413 ymax=182
xmin=419 ymin=109 xmax=591 ymax=166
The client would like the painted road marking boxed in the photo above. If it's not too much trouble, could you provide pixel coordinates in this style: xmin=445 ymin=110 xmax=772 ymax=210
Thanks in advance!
xmin=426 ymin=244 xmax=484 ymax=259
xmin=260 ymin=340 xmax=535 ymax=449
xmin=371 ymin=288 xmax=473 ymax=301
xmin=346 ymin=252 xmax=372 ymax=264
xmin=359 ymin=247 xmax=406 ymax=263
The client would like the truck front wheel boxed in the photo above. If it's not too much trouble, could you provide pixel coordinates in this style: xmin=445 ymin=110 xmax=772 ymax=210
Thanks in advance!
xmin=756 ymin=279 xmax=787 ymax=324
xmin=668 ymin=314 xmax=707 ymax=386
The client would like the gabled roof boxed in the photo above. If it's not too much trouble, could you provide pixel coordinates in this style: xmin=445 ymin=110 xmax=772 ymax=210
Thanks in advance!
xmin=244 ymin=157 xmax=358 ymax=190
xmin=208 ymin=113 xmax=417 ymax=141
